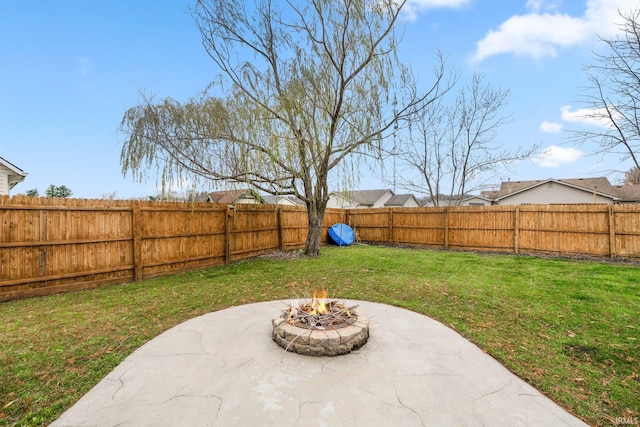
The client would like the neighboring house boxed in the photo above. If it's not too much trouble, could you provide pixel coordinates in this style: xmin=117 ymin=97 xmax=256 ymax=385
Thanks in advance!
xmin=460 ymin=195 xmax=493 ymax=206
xmin=203 ymin=188 xmax=265 ymax=204
xmin=262 ymin=194 xmax=305 ymax=206
xmin=479 ymin=177 xmax=640 ymax=205
xmin=384 ymin=193 xmax=420 ymax=207
xmin=0 ymin=156 xmax=27 ymax=196
xmin=612 ymin=184 xmax=640 ymax=204
xmin=331 ymin=189 xmax=420 ymax=208
xmin=327 ymin=192 xmax=359 ymax=209
xmin=422 ymin=194 xmax=477 ymax=207
xmin=338 ymin=189 xmax=394 ymax=208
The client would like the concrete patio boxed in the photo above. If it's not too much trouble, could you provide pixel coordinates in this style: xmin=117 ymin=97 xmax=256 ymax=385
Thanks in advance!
xmin=51 ymin=300 xmax=589 ymax=427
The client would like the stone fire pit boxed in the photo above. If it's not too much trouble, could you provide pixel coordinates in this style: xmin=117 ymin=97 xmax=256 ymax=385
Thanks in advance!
xmin=272 ymin=294 xmax=369 ymax=357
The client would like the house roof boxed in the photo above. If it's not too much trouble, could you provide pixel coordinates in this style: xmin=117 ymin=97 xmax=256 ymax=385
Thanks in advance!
xmin=204 ymin=189 xmax=265 ymax=204
xmin=482 ymin=177 xmax=621 ymax=202
xmin=461 ymin=195 xmax=493 ymax=203
xmin=339 ymin=189 xmax=392 ymax=206
xmin=0 ymin=156 xmax=27 ymax=189
xmin=612 ymin=184 xmax=640 ymax=202
xmin=385 ymin=194 xmax=417 ymax=206
xmin=422 ymin=194 xmax=471 ymax=206
xmin=262 ymin=195 xmax=305 ymax=206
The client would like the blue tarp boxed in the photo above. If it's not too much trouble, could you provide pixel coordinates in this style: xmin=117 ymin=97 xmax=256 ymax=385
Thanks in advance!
xmin=328 ymin=223 xmax=355 ymax=246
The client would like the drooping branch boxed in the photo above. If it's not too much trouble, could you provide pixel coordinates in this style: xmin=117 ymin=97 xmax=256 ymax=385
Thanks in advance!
xmin=120 ymin=0 xmax=449 ymax=255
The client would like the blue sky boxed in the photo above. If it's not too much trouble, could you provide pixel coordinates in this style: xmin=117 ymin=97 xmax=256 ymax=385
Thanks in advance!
xmin=1 ymin=0 xmax=638 ymax=199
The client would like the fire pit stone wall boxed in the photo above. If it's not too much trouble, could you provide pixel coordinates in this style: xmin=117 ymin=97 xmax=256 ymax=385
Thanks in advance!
xmin=272 ymin=313 xmax=369 ymax=357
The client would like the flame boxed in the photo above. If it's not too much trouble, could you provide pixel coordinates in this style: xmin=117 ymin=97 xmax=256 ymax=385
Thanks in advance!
xmin=287 ymin=305 xmax=296 ymax=322
xmin=285 ymin=289 xmax=330 ymax=325
xmin=310 ymin=289 xmax=328 ymax=315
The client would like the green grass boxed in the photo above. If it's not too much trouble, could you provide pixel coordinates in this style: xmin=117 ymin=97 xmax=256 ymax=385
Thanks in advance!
xmin=1 ymin=245 xmax=638 ymax=426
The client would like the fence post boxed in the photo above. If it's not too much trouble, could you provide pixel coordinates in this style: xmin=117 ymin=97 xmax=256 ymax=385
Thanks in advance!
xmin=225 ymin=206 xmax=233 ymax=263
xmin=132 ymin=203 xmax=142 ymax=281
xmin=444 ymin=207 xmax=449 ymax=249
xmin=277 ymin=206 xmax=284 ymax=250
xmin=609 ymin=205 xmax=616 ymax=259
xmin=388 ymin=209 xmax=393 ymax=244
xmin=39 ymin=208 xmax=48 ymax=277
xmin=514 ymin=205 xmax=520 ymax=254
xmin=348 ymin=209 xmax=356 ymax=241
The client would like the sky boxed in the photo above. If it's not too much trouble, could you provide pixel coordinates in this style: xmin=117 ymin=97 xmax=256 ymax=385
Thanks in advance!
xmin=1 ymin=0 xmax=638 ymax=199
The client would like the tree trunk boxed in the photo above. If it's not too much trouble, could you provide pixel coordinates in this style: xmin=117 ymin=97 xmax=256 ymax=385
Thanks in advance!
xmin=304 ymin=204 xmax=325 ymax=257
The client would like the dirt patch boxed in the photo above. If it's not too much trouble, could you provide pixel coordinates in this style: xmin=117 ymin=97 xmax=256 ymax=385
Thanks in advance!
xmin=257 ymin=250 xmax=305 ymax=261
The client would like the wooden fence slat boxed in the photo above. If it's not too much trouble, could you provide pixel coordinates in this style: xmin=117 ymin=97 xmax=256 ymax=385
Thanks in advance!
xmin=277 ymin=207 xmax=283 ymax=250
xmin=609 ymin=205 xmax=616 ymax=258
xmin=225 ymin=206 xmax=232 ymax=263
xmin=514 ymin=205 xmax=520 ymax=254
xmin=132 ymin=204 xmax=142 ymax=282
xmin=444 ymin=208 xmax=449 ymax=250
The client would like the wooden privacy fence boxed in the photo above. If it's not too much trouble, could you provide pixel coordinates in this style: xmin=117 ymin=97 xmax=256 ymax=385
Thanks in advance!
xmin=347 ymin=204 xmax=640 ymax=259
xmin=0 ymin=196 xmax=348 ymax=301
xmin=1 ymin=196 xmax=639 ymax=302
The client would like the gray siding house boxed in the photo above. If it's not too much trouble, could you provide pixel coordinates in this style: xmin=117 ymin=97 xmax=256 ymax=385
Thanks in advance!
xmin=384 ymin=193 xmax=420 ymax=207
xmin=326 ymin=192 xmax=359 ymax=209
xmin=262 ymin=195 xmax=305 ymax=206
xmin=332 ymin=189 xmax=420 ymax=208
xmin=480 ymin=177 xmax=640 ymax=205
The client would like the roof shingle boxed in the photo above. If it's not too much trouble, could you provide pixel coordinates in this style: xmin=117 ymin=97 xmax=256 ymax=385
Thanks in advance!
xmin=339 ymin=189 xmax=391 ymax=205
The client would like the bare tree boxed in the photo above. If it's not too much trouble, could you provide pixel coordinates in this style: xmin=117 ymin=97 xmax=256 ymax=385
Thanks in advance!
xmin=572 ymin=9 xmax=640 ymax=170
xmin=120 ymin=0 xmax=447 ymax=256
xmin=394 ymin=72 xmax=535 ymax=206
xmin=101 ymin=191 xmax=118 ymax=200
xmin=623 ymin=166 xmax=640 ymax=184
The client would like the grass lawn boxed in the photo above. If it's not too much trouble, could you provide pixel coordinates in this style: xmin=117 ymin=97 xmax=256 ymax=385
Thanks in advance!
xmin=1 ymin=245 xmax=638 ymax=426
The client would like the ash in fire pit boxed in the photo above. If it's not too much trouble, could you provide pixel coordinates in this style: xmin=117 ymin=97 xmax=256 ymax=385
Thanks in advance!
xmin=272 ymin=290 xmax=369 ymax=357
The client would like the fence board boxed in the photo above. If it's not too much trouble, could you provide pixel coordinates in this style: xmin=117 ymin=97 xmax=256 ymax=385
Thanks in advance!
xmin=448 ymin=206 xmax=515 ymax=251
xmin=385 ymin=208 xmax=446 ymax=247
xmin=518 ymin=205 xmax=611 ymax=257
xmin=280 ymin=206 xmax=309 ymax=248
xmin=139 ymin=204 xmax=227 ymax=277
xmin=348 ymin=209 xmax=390 ymax=243
xmin=347 ymin=204 xmax=640 ymax=260
xmin=612 ymin=204 xmax=640 ymax=258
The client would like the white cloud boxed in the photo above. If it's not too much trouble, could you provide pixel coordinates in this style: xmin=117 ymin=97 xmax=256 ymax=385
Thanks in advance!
xmin=560 ymin=105 xmax=615 ymax=128
xmin=403 ymin=0 xmax=472 ymax=22
xmin=526 ymin=0 xmax=542 ymax=11
xmin=75 ymin=56 xmax=93 ymax=77
xmin=540 ymin=120 xmax=563 ymax=133
xmin=531 ymin=145 xmax=584 ymax=167
xmin=526 ymin=0 xmax=560 ymax=13
xmin=470 ymin=0 xmax=639 ymax=63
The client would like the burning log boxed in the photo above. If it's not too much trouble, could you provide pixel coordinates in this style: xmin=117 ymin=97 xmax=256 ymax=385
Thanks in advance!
xmin=273 ymin=290 xmax=370 ymax=357
xmin=283 ymin=290 xmax=359 ymax=330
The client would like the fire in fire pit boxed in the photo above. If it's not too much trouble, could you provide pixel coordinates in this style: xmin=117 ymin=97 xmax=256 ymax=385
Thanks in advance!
xmin=286 ymin=289 xmax=356 ymax=329
xmin=272 ymin=290 xmax=369 ymax=357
